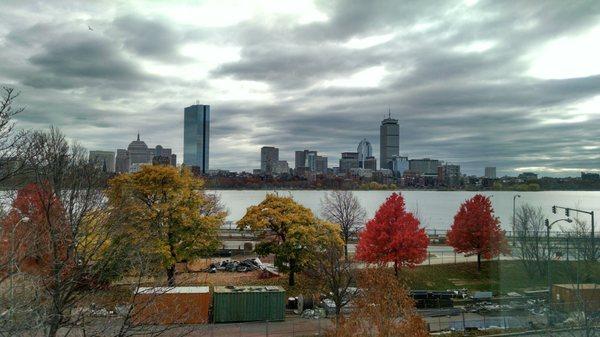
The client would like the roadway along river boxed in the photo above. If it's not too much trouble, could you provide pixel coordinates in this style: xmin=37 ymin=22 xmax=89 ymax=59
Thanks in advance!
xmin=209 ymin=190 xmax=600 ymax=232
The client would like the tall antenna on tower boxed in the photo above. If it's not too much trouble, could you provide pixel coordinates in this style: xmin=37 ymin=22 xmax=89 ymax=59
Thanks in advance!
xmin=388 ymin=106 xmax=391 ymax=118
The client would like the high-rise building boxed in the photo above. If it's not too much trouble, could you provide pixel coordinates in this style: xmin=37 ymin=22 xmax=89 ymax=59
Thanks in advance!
xmin=357 ymin=138 xmax=373 ymax=168
xmin=485 ymin=167 xmax=497 ymax=179
xmin=184 ymin=104 xmax=210 ymax=173
xmin=409 ymin=158 xmax=440 ymax=175
xmin=295 ymin=149 xmax=318 ymax=172
xmin=363 ymin=156 xmax=377 ymax=171
xmin=316 ymin=155 xmax=328 ymax=174
xmin=294 ymin=151 xmax=306 ymax=170
xmin=391 ymin=156 xmax=409 ymax=176
xmin=89 ymin=151 xmax=115 ymax=173
xmin=261 ymin=146 xmax=279 ymax=174
xmin=380 ymin=114 xmax=399 ymax=170
xmin=115 ymin=149 xmax=130 ymax=173
xmin=339 ymin=152 xmax=359 ymax=174
xmin=306 ymin=151 xmax=317 ymax=171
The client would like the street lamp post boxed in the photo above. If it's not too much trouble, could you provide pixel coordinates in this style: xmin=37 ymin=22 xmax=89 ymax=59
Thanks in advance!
xmin=544 ymin=217 xmax=572 ymax=326
xmin=512 ymin=194 xmax=521 ymax=241
xmin=552 ymin=205 xmax=595 ymax=260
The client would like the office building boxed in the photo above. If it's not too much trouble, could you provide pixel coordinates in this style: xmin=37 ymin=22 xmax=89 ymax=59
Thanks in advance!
xmin=115 ymin=149 xmax=130 ymax=173
xmin=438 ymin=164 xmax=461 ymax=186
xmin=409 ymin=158 xmax=440 ymax=175
xmin=273 ymin=161 xmax=290 ymax=175
xmin=484 ymin=167 xmax=497 ymax=179
xmin=357 ymin=138 xmax=373 ymax=168
xmin=295 ymin=149 xmax=317 ymax=172
xmin=306 ymin=151 xmax=317 ymax=172
xmin=391 ymin=156 xmax=409 ymax=176
xmin=184 ymin=104 xmax=210 ymax=173
xmin=380 ymin=114 xmax=399 ymax=170
xmin=261 ymin=146 xmax=279 ymax=174
xmin=116 ymin=135 xmax=176 ymax=173
xmin=295 ymin=151 xmax=306 ymax=170
xmin=153 ymin=145 xmax=176 ymax=166
xmin=364 ymin=156 xmax=377 ymax=171
xmin=339 ymin=152 xmax=359 ymax=174
xmin=89 ymin=151 xmax=115 ymax=173
xmin=316 ymin=155 xmax=328 ymax=174
xmin=128 ymin=133 xmax=151 ymax=165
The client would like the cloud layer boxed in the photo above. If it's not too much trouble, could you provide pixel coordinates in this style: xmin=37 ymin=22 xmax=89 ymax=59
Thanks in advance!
xmin=1 ymin=0 xmax=599 ymax=176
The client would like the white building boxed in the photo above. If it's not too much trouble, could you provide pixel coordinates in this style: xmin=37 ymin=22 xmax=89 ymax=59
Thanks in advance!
xmin=357 ymin=138 xmax=373 ymax=168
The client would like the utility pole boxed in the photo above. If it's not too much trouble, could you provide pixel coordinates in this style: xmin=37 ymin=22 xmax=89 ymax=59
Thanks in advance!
xmin=552 ymin=205 xmax=595 ymax=260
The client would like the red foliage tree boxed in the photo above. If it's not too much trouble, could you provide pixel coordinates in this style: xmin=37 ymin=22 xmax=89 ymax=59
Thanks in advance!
xmin=447 ymin=194 xmax=510 ymax=271
xmin=355 ymin=193 xmax=428 ymax=275
xmin=0 ymin=183 xmax=72 ymax=281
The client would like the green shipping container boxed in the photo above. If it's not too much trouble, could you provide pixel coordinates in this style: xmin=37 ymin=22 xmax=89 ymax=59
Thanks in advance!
xmin=212 ymin=286 xmax=286 ymax=323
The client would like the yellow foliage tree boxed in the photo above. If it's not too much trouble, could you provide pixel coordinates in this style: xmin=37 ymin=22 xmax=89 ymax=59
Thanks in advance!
xmin=237 ymin=193 xmax=342 ymax=286
xmin=107 ymin=165 xmax=225 ymax=286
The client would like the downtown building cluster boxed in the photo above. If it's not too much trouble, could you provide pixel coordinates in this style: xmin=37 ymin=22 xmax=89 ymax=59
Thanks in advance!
xmin=256 ymin=113 xmax=489 ymax=188
xmin=87 ymin=104 xmax=505 ymax=188
xmin=89 ymin=104 xmax=210 ymax=175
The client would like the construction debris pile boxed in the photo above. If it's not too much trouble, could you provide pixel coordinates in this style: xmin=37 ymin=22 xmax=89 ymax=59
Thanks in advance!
xmin=208 ymin=258 xmax=280 ymax=278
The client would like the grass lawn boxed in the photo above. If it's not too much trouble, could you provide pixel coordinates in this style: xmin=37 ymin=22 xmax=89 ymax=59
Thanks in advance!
xmin=398 ymin=260 xmax=600 ymax=294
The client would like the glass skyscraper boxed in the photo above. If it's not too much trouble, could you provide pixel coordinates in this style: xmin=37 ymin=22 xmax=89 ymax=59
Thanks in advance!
xmin=184 ymin=104 xmax=210 ymax=173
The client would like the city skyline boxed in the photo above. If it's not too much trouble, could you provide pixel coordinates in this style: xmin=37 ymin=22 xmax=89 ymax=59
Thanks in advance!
xmin=1 ymin=1 xmax=600 ymax=176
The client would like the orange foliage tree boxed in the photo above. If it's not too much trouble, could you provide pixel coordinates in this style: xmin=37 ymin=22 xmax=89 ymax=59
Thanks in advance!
xmin=447 ymin=194 xmax=510 ymax=271
xmin=0 ymin=183 xmax=73 ymax=283
xmin=355 ymin=193 xmax=428 ymax=275
xmin=329 ymin=268 xmax=429 ymax=337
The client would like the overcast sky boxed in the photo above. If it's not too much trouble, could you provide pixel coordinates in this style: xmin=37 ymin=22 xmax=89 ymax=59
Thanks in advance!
xmin=1 ymin=0 xmax=599 ymax=176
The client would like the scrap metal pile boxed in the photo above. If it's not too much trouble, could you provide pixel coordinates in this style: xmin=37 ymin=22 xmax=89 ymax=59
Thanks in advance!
xmin=208 ymin=258 xmax=280 ymax=277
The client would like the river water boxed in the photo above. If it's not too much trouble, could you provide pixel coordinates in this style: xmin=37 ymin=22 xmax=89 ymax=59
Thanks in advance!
xmin=210 ymin=190 xmax=600 ymax=231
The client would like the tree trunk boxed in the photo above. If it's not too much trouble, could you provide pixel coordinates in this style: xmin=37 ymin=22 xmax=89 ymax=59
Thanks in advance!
xmin=344 ymin=244 xmax=349 ymax=260
xmin=166 ymin=265 xmax=176 ymax=287
xmin=288 ymin=259 xmax=296 ymax=286
xmin=394 ymin=261 xmax=398 ymax=276
xmin=477 ymin=253 xmax=481 ymax=272
xmin=48 ymin=320 xmax=60 ymax=337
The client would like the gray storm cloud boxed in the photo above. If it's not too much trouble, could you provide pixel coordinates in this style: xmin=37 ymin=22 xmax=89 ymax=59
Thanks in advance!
xmin=0 ymin=0 xmax=599 ymax=176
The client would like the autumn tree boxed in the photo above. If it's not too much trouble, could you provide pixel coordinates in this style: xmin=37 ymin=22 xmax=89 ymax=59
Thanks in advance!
xmin=514 ymin=203 xmax=549 ymax=278
xmin=0 ymin=128 xmax=135 ymax=337
xmin=0 ymin=183 xmax=71 ymax=281
xmin=107 ymin=164 xmax=225 ymax=286
xmin=329 ymin=268 xmax=428 ymax=337
xmin=355 ymin=193 xmax=428 ymax=275
xmin=310 ymin=241 xmax=356 ymax=327
xmin=320 ymin=190 xmax=366 ymax=259
xmin=447 ymin=194 xmax=509 ymax=271
xmin=237 ymin=193 xmax=342 ymax=286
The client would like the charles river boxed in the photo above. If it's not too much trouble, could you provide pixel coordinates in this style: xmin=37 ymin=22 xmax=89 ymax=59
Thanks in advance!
xmin=211 ymin=190 xmax=600 ymax=232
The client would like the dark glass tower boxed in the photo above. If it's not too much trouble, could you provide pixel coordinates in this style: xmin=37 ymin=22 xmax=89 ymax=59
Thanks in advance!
xmin=380 ymin=113 xmax=399 ymax=170
xmin=184 ymin=104 xmax=210 ymax=173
